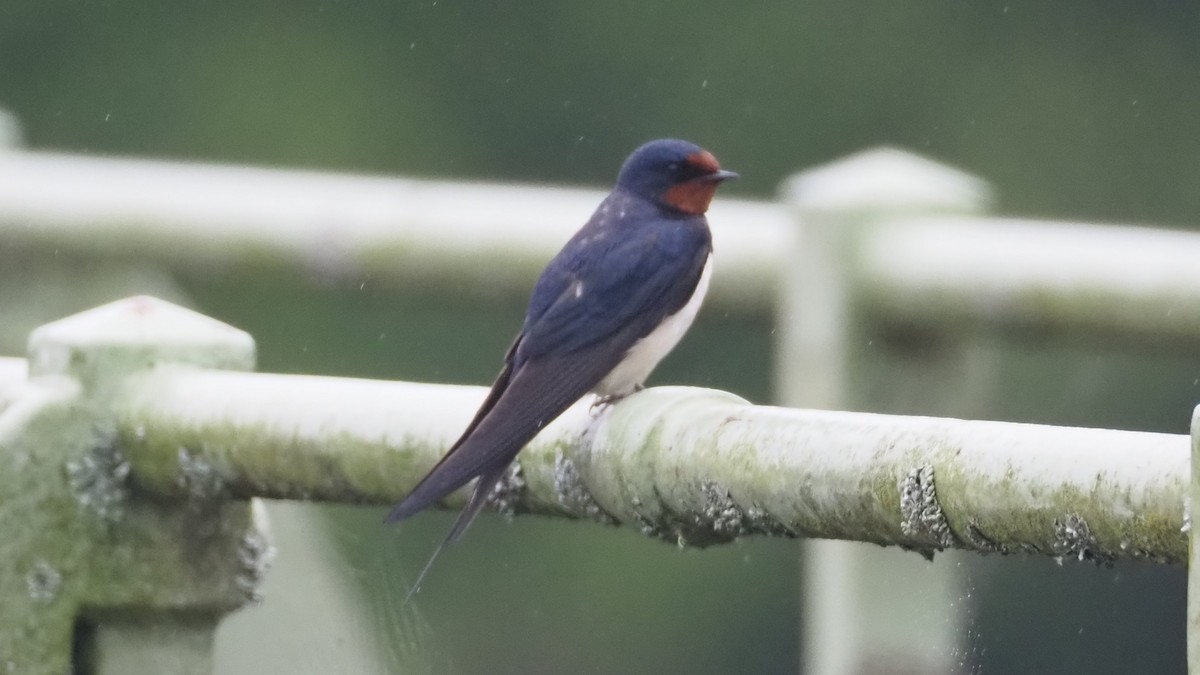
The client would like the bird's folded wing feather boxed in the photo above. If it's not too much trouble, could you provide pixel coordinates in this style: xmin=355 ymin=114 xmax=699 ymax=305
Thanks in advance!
xmin=518 ymin=223 xmax=711 ymax=360
xmin=386 ymin=220 xmax=711 ymax=524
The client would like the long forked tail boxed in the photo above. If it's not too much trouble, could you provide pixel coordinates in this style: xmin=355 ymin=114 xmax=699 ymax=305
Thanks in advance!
xmin=401 ymin=463 xmax=509 ymax=606
xmin=393 ymin=348 xmax=628 ymax=603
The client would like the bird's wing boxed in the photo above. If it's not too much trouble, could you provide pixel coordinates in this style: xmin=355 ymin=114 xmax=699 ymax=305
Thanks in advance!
xmin=517 ymin=221 xmax=712 ymax=360
xmin=382 ymin=339 xmax=517 ymax=526
xmin=386 ymin=220 xmax=710 ymax=526
xmin=392 ymin=343 xmax=635 ymax=604
xmin=383 ymin=342 xmax=611 ymax=525
xmin=388 ymin=219 xmax=711 ymax=601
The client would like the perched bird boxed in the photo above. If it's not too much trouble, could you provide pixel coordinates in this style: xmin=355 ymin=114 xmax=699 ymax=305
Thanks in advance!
xmin=389 ymin=138 xmax=737 ymax=598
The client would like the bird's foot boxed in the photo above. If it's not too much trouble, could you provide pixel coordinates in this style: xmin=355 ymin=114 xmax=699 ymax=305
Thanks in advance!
xmin=590 ymin=394 xmax=622 ymax=416
xmin=589 ymin=385 xmax=645 ymax=417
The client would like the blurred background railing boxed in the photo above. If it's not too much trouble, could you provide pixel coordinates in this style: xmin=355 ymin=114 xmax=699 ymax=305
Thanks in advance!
xmin=8 ymin=5 xmax=1200 ymax=672
xmin=1 ymin=131 xmax=1198 ymax=673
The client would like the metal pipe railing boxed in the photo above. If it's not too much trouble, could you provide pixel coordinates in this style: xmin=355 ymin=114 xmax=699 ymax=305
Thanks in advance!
xmin=4 ymin=148 xmax=1200 ymax=343
xmin=112 ymin=366 xmax=1188 ymax=561
xmin=861 ymin=215 xmax=1200 ymax=344
xmin=4 ymin=144 xmax=1200 ymax=672
xmin=0 ymin=150 xmax=787 ymax=316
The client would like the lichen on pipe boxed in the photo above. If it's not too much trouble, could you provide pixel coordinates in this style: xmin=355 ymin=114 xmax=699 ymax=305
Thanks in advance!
xmin=115 ymin=368 xmax=1189 ymax=562
xmin=582 ymin=388 xmax=1188 ymax=561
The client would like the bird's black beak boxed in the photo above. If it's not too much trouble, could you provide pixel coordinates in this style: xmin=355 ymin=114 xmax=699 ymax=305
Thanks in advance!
xmin=705 ymin=169 xmax=739 ymax=182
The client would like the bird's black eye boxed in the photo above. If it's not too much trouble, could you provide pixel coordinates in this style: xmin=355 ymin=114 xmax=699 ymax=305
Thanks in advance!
xmin=667 ymin=162 xmax=680 ymax=173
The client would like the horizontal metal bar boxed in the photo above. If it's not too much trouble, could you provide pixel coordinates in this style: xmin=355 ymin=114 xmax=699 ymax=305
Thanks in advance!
xmin=114 ymin=367 xmax=1188 ymax=562
xmin=4 ymin=149 xmax=1199 ymax=341
xmin=0 ymin=151 xmax=788 ymax=316
xmin=861 ymin=215 xmax=1200 ymax=343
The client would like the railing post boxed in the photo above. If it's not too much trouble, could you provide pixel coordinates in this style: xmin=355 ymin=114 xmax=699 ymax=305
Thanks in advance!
xmin=1190 ymin=405 xmax=1200 ymax=672
xmin=779 ymin=148 xmax=991 ymax=675
xmin=0 ymin=297 xmax=271 ymax=675
xmin=0 ymin=107 xmax=19 ymax=149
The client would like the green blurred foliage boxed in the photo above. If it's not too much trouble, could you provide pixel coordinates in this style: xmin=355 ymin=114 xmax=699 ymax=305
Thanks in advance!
xmin=3 ymin=2 xmax=1200 ymax=224
xmin=4 ymin=1 xmax=1198 ymax=673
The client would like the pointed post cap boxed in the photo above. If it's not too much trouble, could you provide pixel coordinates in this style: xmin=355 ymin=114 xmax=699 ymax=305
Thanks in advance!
xmin=0 ymin=107 xmax=20 ymax=150
xmin=782 ymin=147 xmax=992 ymax=216
xmin=28 ymin=296 xmax=255 ymax=384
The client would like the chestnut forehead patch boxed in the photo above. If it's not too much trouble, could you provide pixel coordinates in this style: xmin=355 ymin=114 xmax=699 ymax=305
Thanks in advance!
xmin=686 ymin=150 xmax=721 ymax=174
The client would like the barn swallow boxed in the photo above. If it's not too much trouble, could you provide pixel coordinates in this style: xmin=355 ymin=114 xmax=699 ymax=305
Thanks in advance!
xmin=389 ymin=138 xmax=737 ymax=599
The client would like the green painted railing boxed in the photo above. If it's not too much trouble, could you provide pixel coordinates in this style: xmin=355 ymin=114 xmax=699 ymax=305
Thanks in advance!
xmin=4 ymin=144 xmax=1200 ymax=673
xmin=0 ymin=295 xmax=1193 ymax=673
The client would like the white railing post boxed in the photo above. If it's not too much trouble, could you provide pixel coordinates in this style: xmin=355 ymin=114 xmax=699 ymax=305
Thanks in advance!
xmin=0 ymin=297 xmax=270 ymax=675
xmin=1190 ymin=405 xmax=1200 ymax=673
xmin=780 ymin=148 xmax=991 ymax=675
xmin=0 ymin=107 xmax=20 ymax=149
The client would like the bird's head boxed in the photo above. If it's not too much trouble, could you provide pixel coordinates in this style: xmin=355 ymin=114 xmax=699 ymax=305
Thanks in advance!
xmin=616 ymin=139 xmax=738 ymax=215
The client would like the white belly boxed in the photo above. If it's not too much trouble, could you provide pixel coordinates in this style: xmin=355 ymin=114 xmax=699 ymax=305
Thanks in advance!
xmin=595 ymin=255 xmax=713 ymax=397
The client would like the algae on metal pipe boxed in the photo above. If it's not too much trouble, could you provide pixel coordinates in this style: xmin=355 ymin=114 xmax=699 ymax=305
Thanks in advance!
xmin=0 ymin=297 xmax=271 ymax=675
xmin=116 ymin=369 xmax=1188 ymax=562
